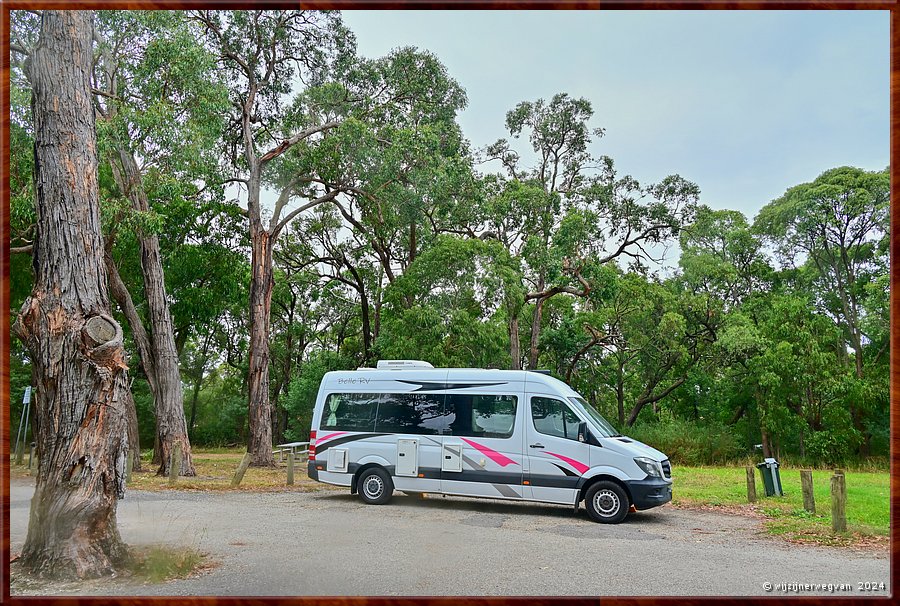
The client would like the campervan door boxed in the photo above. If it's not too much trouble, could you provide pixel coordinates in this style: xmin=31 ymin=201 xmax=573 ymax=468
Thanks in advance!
xmin=523 ymin=378 xmax=592 ymax=505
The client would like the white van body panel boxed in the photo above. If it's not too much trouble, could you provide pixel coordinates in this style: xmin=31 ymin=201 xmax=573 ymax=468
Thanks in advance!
xmin=581 ymin=465 xmax=633 ymax=483
xmin=308 ymin=364 xmax=673 ymax=514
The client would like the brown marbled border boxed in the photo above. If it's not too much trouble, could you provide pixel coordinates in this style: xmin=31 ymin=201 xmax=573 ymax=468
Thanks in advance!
xmin=1 ymin=1 xmax=896 ymax=605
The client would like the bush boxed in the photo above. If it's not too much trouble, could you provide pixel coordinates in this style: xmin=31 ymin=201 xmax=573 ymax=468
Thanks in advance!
xmin=282 ymin=351 xmax=354 ymax=442
xmin=804 ymin=429 xmax=861 ymax=467
xmin=625 ymin=418 xmax=745 ymax=466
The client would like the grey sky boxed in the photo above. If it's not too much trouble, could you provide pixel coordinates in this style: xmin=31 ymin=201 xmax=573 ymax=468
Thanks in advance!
xmin=341 ymin=10 xmax=888 ymax=221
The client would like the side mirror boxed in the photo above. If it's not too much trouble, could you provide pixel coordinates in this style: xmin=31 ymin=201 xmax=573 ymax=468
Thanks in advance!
xmin=578 ymin=421 xmax=588 ymax=443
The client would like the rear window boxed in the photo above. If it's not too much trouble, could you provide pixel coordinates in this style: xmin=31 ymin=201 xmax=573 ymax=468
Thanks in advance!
xmin=321 ymin=393 xmax=379 ymax=432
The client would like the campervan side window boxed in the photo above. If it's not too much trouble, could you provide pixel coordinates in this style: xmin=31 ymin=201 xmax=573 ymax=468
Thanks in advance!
xmin=445 ymin=394 xmax=517 ymax=438
xmin=321 ymin=393 xmax=379 ymax=432
xmin=321 ymin=391 xmax=517 ymax=437
xmin=375 ymin=393 xmax=448 ymax=434
xmin=531 ymin=396 xmax=581 ymax=441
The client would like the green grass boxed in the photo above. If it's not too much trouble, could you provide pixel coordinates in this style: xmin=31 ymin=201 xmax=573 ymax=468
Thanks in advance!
xmin=671 ymin=465 xmax=889 ymax=546
xmin=129 ymin=545 xmax=207 ymax=582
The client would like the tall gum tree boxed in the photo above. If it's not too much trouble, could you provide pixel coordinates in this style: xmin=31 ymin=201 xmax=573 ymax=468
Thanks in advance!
xmin=12 ymin=10 xmax=130 ymax=578
xmin=483 ymin=94 xmax=699 ymax=370
xmin=283 ymin=47 xmax=470 ymax=365
xmin=193 ymin=11 xmax=469 ymax=464
xmin=191 ymin=10 xmax=352 ymax=465
xmin=91 ymin=11 xmax=229 ymax=476
xmin=754 ymin=166 xmax=889 ymax=452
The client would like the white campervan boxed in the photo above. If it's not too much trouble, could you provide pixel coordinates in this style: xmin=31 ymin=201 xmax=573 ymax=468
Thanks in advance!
xmin=308 ymin=360 xmax=672 ymax=523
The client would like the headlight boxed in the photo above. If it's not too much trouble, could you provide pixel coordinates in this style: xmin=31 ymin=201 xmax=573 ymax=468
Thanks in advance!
xmin=634 ymin=457 xmax=663 ymax=478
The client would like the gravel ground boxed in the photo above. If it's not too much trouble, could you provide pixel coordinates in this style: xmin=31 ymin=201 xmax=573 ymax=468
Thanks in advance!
xmin=8 ymin=477 xmax=891 ymax=597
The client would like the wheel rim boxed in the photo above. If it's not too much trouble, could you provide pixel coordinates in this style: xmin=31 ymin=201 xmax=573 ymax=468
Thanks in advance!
xmin=363 ymin=475 xmax=384 ymax=499
xmin=593 ymin=489 xmax=620 ymax=517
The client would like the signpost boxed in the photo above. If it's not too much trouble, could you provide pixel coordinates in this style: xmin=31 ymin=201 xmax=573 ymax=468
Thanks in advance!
xmin=14 ymin=387 xmax=32 ymax=464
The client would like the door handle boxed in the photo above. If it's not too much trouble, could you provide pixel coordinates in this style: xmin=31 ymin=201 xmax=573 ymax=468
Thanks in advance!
xmin=399 ymin=453 xmax=405 ymax=456
xmin=529 ymin=443 xmax=544 ymax=449
xmin=445 ymin=455 xmax=452 ymax=459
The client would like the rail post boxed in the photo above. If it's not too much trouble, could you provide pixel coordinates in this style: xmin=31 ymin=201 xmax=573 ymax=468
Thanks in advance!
xmin=745 ymin=466 xmax=757 ymax=503
xmin=125 ymin=449 xmax=133 ymax=484
xmin=831 ymin=470 xmax=847 ymax=532
xmin=169 ymin=443 xmax=182 ymax=484
xmin=800 ymin=469 xmax=815 ymax=513
xmin=232 ymin=452 xmax=252 ymax=487
xmin=287 ymin=452 xmax=295 ymax=485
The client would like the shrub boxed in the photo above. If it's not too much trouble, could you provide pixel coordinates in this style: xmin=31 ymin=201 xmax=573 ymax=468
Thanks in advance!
xmin=625 ymin=418 xmax=745 ymax=465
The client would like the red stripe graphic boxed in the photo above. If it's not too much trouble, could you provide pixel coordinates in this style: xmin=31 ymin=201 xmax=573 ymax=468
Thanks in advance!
xmin=545 ymin=451 xmax=589 ymax=475
xmin=460 ymin=438 xmax=518 ymax=467
xmin=317 ymin=431 xmax=349 ymax=443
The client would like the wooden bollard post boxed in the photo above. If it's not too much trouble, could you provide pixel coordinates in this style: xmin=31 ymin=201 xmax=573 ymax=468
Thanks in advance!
xmin=287 ymin=452 xmax=295 ymax=485
xmin=231 ymin=452 xmax=252 ymax=487
xmin=831 ymin=470 xmax=847 ymax=532
xmin=800 ymin=470 xmax=815 ymax=513
xmin=30 ymin=455 xmax=38 ymax=476
xmin=27 ymin=443 xmax=33 ymax=470
xmin=746 ymin=466 xmax=757 ymax=503
xmin=168 ymin=443 xmax=182 ymax=484
xmin=125 ymin=449 xmax=133 ymax=484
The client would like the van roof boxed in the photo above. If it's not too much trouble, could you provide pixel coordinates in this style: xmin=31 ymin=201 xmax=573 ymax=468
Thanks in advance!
xmin=321 ymin=366 xmax=579 ymax=396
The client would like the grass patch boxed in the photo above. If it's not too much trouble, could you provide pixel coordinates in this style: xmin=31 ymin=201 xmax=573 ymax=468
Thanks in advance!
xmin=671 ymin=465 xmax=889 ymax=548
xmin=129 ymin=545 xmax=208 ymax=583
xmin=10 ymin=448 xmax=341 ymax=493
xmin=127 ymin=448 xmax=337 ymax=492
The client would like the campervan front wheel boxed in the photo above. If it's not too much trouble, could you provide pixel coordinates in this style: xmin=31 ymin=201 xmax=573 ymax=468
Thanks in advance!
xmin=358 ymin=467 xmax=394 ymax=505
xmin=585 ymin=481 xmax=629 ymax=524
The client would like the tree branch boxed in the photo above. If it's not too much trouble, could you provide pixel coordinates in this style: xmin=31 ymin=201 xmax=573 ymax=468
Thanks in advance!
xmin=272 ymin=189 xmax=340 ymax=239
xmin=259 ymin=121 xmax=341 ymax=164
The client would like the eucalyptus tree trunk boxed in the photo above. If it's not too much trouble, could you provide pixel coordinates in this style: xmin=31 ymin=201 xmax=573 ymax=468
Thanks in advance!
xmin=13 ymin=10 xmax=130 ymax=578
xmin=247 ymin=205 xmax=276 ymax=466
xmin=528 ymin=295 xmax=545 ymax=370
xmin=111 ymin=150 xmax=195 ymax=476
xmin=508 ymin=314 xmax=521 ymax=370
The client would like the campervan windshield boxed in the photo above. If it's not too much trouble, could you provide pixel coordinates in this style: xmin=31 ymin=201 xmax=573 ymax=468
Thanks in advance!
xmin=568 ymin=396 xmax=620 ymax=438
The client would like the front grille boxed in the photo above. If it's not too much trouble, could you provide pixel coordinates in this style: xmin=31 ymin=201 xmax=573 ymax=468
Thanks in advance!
xmin=661 ymin=459 xmax=672 ymax=479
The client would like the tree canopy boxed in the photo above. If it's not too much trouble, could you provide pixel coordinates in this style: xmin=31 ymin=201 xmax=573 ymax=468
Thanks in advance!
xmin=9 ymin=10 xmax=890 ymax=474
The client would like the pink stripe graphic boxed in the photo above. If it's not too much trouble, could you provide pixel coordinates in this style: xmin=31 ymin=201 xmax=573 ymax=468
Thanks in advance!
xmin=460 ymin=438 xmax=518 ymax=467
xmin=316 ymin=431 xmax=349 ymax=443
xmin=545 ymin=451 xmax=589 ymax=475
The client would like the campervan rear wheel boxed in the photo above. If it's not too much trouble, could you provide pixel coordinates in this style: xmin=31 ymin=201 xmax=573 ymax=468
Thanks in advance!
xmin=585 ymin=481 xmax=629 ymax=524
xmin=358 ymin=467 xmax=394 ymax=505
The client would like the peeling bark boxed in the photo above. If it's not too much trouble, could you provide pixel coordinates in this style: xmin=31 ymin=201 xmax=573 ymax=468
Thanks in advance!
xmin=14 ymin=11 xmax=130 ymax=579
xmin=247 ymin=210 xmax=275 ymax=466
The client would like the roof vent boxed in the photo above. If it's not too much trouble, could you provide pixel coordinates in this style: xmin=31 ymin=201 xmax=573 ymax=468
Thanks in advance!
xmin=376 ymin=360 xmax=435 ymax=370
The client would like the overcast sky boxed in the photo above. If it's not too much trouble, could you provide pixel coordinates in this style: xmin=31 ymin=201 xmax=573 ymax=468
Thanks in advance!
xmin=340 ymin=10 xmax=888 ymax=221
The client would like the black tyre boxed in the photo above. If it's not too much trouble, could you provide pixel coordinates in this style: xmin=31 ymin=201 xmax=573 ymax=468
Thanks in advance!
xmin=585 ymin=480 xmax=630 ymax=524
xmin=357 ymin=467 xmax=394 ymax=505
